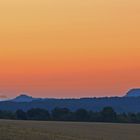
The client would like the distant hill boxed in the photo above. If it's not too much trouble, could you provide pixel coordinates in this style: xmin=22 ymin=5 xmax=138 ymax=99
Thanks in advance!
xmin=12 ymin=95 xmax=37 ymax=102
xmin=125 ymin=89 xmax=140 ymax=97
xmin=0 ymin=89 xmax=140 ymax=113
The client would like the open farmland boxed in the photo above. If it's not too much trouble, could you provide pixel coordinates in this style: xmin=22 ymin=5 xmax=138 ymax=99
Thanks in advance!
xmin=0 ymin=120 xmax=140 ymax=140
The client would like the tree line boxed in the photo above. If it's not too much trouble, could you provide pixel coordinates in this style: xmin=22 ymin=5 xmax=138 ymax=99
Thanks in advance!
xmin=0 ymin=107 xmax=140 ymax=123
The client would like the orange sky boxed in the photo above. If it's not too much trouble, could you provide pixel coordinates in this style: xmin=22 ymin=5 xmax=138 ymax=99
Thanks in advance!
xmin=0 ymin=0 xmax=140 ymax=98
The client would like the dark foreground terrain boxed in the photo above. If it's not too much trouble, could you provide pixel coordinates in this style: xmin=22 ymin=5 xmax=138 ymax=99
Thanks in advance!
xmin=0 ymin=120 xmax=140 ymax=140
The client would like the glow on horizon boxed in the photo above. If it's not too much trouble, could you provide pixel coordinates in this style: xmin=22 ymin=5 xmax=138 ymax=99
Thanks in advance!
xmin=0 ymin=0 xmax=140 ymax=97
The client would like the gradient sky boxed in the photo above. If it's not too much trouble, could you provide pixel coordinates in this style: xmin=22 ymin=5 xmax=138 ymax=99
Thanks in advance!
xmin=0 ymin=0 xmax=140 ymax=98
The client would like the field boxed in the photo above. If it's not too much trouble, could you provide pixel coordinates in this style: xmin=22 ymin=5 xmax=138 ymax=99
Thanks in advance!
xmin=0 ymin=120 xmax=140 ymax=140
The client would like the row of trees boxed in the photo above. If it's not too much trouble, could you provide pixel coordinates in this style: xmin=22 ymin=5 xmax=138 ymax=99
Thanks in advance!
xmin=0 ymin=107 xmax=140 ymax=123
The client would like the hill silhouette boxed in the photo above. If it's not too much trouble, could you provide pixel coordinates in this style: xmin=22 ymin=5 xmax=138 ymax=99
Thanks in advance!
xmin=0 ymin=89 xmax=140 ymax=113
xmin=125 ymin=88 xmax=140 ymax=97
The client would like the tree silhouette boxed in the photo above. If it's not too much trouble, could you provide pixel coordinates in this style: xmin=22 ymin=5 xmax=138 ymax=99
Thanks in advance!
xmin=16 ymin=109 xmax=27 ymax=120
xmin=27 ymin=108 xmax=50 ymax=120
xmin=101 ymin=107 xmax=117 ymax=122
xmin=75 ymin=109 xmax=89 ymax=121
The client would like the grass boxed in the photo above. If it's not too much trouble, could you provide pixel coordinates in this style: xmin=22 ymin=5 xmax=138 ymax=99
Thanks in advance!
xmin=0 ymin=120 xmax=140 ymax=140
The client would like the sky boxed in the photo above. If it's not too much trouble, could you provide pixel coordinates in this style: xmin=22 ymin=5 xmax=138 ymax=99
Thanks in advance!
xmin=0 ymin=0 xmax=140 ymax=98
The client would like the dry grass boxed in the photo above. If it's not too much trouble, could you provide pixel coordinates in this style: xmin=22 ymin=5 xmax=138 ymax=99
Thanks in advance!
xmin=0 ymin=120 xmax=140 ymax=140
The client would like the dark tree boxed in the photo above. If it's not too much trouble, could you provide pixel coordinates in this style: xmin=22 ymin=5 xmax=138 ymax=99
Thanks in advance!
xmin=27 ymin=108 xmax=50 ymax=120
xmin=88 ymin=111 xmax=102 ymax=122
xmin=52 ymin=108 xmax=72 ymax=121
xmin=0 ymin=110 xmax=16 ymax=119
xmin=101 ymin=107 xmax=117 ymax=122
xmin=136 ymin=113 xmax=140 ymax=123
xmin=16 ymin=109 xmax=27 ymax=120
xmin=75 ymin=109 xmax=89 ymax=121
xmin=117 ymin=113 xmax=129 ymax=123
xmin=128 ymin=113 xmax=137 ymax=123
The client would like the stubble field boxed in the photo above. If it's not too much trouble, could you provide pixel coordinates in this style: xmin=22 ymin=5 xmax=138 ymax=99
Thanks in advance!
xmin=0 ymin=120 xmax=140 ymax=140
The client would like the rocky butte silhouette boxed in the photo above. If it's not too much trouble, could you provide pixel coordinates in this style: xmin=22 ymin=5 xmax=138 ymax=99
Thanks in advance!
xmin=125 ymin=88 xmax=140 ymax=97
xmin=12 ymin=94 xmax=36 ymax=102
